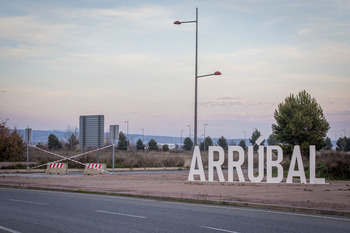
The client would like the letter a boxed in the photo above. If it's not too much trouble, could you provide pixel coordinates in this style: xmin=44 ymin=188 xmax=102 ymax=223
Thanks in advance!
xmin=188 ymin=146 xmax=206 ymax=181
xmin=286 ymin=146 xmax=306 ymax=184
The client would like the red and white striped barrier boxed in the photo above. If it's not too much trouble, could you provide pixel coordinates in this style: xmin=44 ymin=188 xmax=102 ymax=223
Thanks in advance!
xmin=28 ymin=144 xmax=112 ymax=174
xmin=84 ymin=163 xmax=107 ymax=175
xmin=46 ymin=162 xmax=68 ymax=175
xmin=86 ymin=164 xmax=102 ymax=170
xmin=48 ymin=163 xmax=63 ymax=168
xmin=28 ymin=145 xmax=85 ymax=170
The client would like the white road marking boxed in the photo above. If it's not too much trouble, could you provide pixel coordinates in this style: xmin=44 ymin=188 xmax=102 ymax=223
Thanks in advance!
xmin=96 ymin=210 xmax=147 ymax=219
xmin=9 ymin=199 xmax=47 ymax=205
xmin=200 ymin=226 xmax=239 ymax=233
xmin=162 ymin=201 xmax=350 ymax=222
xmin=0 ymin=225 xmax=22 ymax=233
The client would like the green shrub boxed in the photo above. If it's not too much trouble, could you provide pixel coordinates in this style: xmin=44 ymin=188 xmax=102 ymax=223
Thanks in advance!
xmin=162 ymin=144 xmax=169 ymax=152
xmin=148 ymin=139 xmax=158 ymax=151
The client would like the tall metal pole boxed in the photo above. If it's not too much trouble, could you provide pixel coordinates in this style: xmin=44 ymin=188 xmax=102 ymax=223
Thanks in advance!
xmin=112 ymin=141 xmax=115 ymax=173
xmin=141 ymin=128 xmax=144 ymax=143
xmin=27 ymin=143 xmax=29 ymax=171
xmin=110 ymin=125 xmax=119 ymax=174
xmin=25 ymin=128 xmax=31 ymax=171
xmin=174 ymin=8 xmax=220 ymax=146
xmin=181 ymin=130 xmax=184 ymax=148
xmin=125 ymin=120 xmax=129 ymax=150
xmin=194 ymin=7 xmax=198 ymax=146
xmin=204 ymin=123 xmax=207 ymax=152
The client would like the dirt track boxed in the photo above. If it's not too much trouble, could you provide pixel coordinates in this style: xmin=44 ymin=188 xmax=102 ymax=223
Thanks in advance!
xmin=1 ymin=170 xmax=350 ymax=213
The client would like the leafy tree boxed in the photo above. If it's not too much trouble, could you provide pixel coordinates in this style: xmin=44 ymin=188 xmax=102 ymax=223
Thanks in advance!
xmin=249 ymin=129 xmax=265 ymax=151
xmin=148 ymin=139 xmax=158 ymax=150
xmin=48 ymin=134 xmax=62 ymax=150
xmin=36 ymin=142 xmax=44 ymax=149
xmin=336 ymin=137 xmax=350 ymax=152
xmin=322 ymin=137 xmax=333 ymax=150
xmin=162 ymin=144 xmax=169 ymax=152
xmin=117 ymin=131 xmax=128 ymax=150
xmin=267 ymin=134 xmax=278 ymax=146
xmin=217 ymin=136 xmax=228 ymax=150
xmin=200 ymin=136 xmax=213 ymax=151
xmin=272 ymin=90 xmax=330 ymax=156
xmin=183 ymin=137 xmax=193 ymax=150
xmin=0 ymin=122 xmax=25 ymax=162
xmin=136 ymin=139 xmax=145 ymax=150
xmin=64 ymin=126 xmax=79 ymax=150
xmin=238 ymin=140 xmax=247 ymax=151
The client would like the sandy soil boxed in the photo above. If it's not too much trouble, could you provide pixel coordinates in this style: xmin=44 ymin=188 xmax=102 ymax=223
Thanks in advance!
xmin=1 ymin=170 xmax=350 ymax=213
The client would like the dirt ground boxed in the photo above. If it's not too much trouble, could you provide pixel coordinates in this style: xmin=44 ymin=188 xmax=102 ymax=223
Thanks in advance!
xmin=1 ymin=169 xmax=350 ymax=214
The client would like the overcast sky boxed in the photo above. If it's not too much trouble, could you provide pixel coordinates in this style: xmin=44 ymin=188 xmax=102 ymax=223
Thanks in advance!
xmin=1 ymin=0 xmax=349 ymax=140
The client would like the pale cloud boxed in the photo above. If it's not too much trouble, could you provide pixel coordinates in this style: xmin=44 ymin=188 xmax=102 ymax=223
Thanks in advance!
xmin=0 ymin=15 xmax=73 ymax=45
xmin=0 ymin=45 xmax=52 ymax=59
xmin=74 ymin=5 xmax=171 ymax=21
xmin=325 ymin=110 xmax=350 ymax=122
xmin=199 ymin=97 xmax=275 ymax=107
xmin=201 ymin=112 xmax=274 ymax=124
xmin=212 ymin=1 xmax=253 ymax=13
xmin=0 ymin=5 xmax=174 ymax=60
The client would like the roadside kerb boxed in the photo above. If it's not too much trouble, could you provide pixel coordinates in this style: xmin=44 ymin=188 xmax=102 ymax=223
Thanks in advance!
xmin=28 ymin=144 xmax=112 ymax=174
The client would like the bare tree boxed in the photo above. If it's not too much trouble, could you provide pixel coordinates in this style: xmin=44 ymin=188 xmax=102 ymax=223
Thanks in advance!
xmin=64 ymin=125 xmax=79 ymax=150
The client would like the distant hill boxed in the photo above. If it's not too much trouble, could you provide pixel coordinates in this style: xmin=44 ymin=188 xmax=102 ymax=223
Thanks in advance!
xmin=17 ymin=129 xmax=66 ymax=144
xmin=16 ymin=129 xmax=337 ymax=149
xmin=16 ymin=129 xmax=249 ymax=146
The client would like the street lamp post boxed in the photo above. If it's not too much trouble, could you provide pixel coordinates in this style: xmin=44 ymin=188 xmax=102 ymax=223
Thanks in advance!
xmin=181 ymin=130 xmax=184 ymax=148
xmin=141 ymin=128 xmax=144 ymax=143
xmin=187 ymin=124 xmax=191 ymax=137
xmin=204 ymin=123 xmax=208 ymax=152
xmin=125 ymin=120 xmax=129 ymax=150
xmin=174 ymin=8 xmax=221 ymax=146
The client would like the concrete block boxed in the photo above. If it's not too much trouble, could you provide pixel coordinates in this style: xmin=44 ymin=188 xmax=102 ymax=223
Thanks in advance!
xmin=84 ymin=163 xmax=107 ymax=175
xmin=45 ymin=163 xmax=69 ymax=175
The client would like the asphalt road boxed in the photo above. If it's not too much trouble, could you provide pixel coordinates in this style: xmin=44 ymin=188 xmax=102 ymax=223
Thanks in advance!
xmin=0 ymin=188 xmax=349 ymax=233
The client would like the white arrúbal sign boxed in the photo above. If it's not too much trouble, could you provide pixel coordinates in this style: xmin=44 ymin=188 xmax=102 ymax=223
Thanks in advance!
xmin=188 ymin=145 xmax=326 ymax=184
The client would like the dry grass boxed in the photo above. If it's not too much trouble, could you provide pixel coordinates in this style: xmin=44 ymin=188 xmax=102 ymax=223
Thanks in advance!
xmin=316 ymin=151 xmax=350 ymax=180
xmin=25 ymin=147 xmax=268 ymax=169
xmin=25 ymin=147 xmax=192 ymax=168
